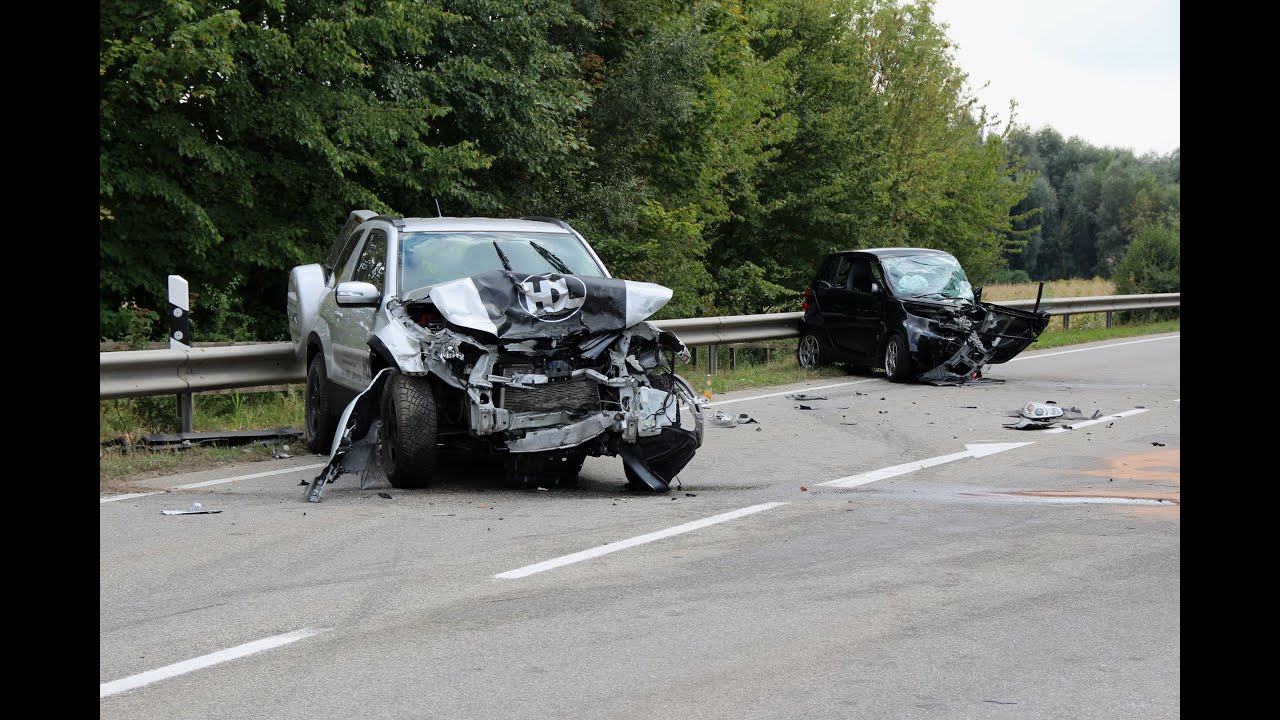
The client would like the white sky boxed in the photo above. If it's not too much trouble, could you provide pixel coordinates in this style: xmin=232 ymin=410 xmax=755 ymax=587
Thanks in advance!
xmin=930 ymin=0 xmax=1180 ymax=156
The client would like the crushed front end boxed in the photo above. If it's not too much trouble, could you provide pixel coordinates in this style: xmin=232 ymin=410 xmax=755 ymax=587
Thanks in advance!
xmin=310 ymin=271 xmax=703 ymax=499
xmin=901 ymin=300 xmax=1050 ymax=385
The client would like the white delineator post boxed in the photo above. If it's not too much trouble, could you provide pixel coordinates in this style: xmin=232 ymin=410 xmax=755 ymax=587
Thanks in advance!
xmin=168 ymin=275 xmax=193 ymax=433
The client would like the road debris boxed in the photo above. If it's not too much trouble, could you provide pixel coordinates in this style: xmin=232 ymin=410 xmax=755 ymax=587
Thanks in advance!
xmin=785 ymin=394 xmax=828 ymax=401
xmin=796 ymin=405 xmax=814 ymax=410
xmin=378 ymin=492 xmax=393 ymax=499
xmin=161 ymin=502 xmax=221 ymax=516
xmin=713 ymin=411 xmax=761 ymax=427
xmin=1004 ymin=401 xmax=1101 ymax=430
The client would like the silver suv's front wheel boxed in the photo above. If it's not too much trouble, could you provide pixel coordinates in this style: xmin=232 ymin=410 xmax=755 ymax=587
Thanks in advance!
xmin=379 ymin=371 xmax=438 ymax=488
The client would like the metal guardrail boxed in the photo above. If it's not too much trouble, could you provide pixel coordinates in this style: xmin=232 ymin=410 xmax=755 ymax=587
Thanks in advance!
xmin=100 ymin=293 xmax=1178 ymax=399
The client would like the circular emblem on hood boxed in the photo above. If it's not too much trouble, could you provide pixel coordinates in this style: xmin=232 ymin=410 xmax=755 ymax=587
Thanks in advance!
xmin=517 ymin=273 xmax=587 ymax=322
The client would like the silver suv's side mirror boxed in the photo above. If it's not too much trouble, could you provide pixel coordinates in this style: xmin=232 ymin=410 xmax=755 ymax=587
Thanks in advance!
xmin=335 ymin=281 xmax=381 ymax=306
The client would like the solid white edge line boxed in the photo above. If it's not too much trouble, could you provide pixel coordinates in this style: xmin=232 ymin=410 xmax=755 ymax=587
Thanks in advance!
xmin=1009 ymin=334 xmax=1179 ymax=362
xmin=1044 ymin=407 xmax=1149 ymax=433
xmin=100 ymin=627 xmax=321 ymax=699
xmin=174 ymin=462 xmax=328 ymax=489
xmin=495 ymin=502 xmax=786 ymax=579
xmin=102 ymin=462 xmax=329 ymax=503
xmin=100 ymin=492 xmax=162 ymax=504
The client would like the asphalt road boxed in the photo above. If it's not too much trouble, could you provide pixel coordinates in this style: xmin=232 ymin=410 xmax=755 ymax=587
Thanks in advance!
xmin=101 ymin=333 xmax=1180 ymax=719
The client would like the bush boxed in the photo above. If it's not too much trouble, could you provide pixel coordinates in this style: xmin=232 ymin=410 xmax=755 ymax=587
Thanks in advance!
xmin=1113 ymin=222 xmax=1179 ymax=295
xmin=1113 ymin=221 xmax=1179 ymax=321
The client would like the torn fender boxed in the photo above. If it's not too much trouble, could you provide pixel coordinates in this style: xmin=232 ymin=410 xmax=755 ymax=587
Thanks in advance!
xmin=306 ymin=367 xmax=392 ymax=502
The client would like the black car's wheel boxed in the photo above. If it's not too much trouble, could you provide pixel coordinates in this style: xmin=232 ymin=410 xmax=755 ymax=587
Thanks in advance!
xmin=304 ymin=354 xmax=337 ymax=455
xmin=380 ymin=371 xmax=438 ymax=489
xmin=797 ymin=332 xmax=827 ymax=370
xmin=883 ymin=333 xmax=911 ymax=383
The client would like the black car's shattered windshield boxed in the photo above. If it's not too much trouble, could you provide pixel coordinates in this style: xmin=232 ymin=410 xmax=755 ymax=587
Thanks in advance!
xmin=881 ymin=254 xmax=975 ymax=303
xmin=399 ymin=231 xmax=604 ymax=296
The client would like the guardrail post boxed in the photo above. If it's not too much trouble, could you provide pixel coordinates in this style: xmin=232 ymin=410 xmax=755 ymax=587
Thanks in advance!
xmin=708 ymin=343 xmax=719 ymax=374
xmin=169 ymin=275 xmax=194 ymax=433
xmin=1106 ymin=311 xmax=1113 ymax=329
xmin=1061 ymin=314 xmax=1070 ymax=331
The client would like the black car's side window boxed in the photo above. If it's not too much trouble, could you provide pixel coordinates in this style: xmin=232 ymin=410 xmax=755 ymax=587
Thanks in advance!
xmin=819 ymin=257 xmax=838 ymax=285
xmin=869 ymin=262 xmax=886 ymax=291
xmin=824 ymin=256 xmax=853 ymax=288
xmin=352 ymin=229 xmax=389 ymax=291
xmin=849 ymin=258 xmax=873 ymax=293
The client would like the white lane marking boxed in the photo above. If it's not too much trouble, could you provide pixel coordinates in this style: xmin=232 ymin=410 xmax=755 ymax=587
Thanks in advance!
xmin=174 ymin=462 xmax=328 ymax=490
xmin=704 ymin=335 xmax=1178 ymax=408
xmin=706 ymin=379 xmax=878 ymax=407
xmin=1009 ymin=334 xmax=1179 ymax=362
xmin=100 ymin=627 xmax=321 ymax=699
xmin=100 ymin=492 xmax=162 ymax=504
xmin=495 ymin=502 xmax=786 ymax=579
xmin=101 ymin=463 xmax=328 ymax=504
xmin=1045 ymin=408 xmax=1149 ymax=433
xmin=818 ymin=443 xmax=1034 ymax=488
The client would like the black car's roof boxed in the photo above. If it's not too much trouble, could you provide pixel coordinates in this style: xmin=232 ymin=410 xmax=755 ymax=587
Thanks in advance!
xmin=830 ymin=247 xmax=954 ymax=258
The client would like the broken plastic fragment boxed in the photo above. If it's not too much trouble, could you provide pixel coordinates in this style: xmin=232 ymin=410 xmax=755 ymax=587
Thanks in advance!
xmin=161 ymin=502 xmax=222 ymax=516
xmin=712 ymin=411 xmax=739 ymax=427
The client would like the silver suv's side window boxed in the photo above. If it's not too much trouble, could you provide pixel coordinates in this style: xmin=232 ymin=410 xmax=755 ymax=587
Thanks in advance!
xmin=351 ymin=229 xmax=389 ymax=291
xmin=334 ymin=229 xmax=366 ymax=284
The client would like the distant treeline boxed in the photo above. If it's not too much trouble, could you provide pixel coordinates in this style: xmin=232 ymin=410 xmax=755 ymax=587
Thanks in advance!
xmin=1002 ymin=129 xmax=1179 ymax=283
xmin=100 ymin=0 xmax=1177 ymax=343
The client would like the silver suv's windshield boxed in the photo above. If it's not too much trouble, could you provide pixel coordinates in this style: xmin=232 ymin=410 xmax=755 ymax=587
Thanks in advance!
xmin=399 ymin=231 xmax=605 ymax=296
xmin=880 ymin=253 xmax=974 ymax=303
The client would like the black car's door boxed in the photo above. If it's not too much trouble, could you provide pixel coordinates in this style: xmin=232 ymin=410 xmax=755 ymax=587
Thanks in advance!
xmin=815 ymin=255 xmax=858 ymax=357
xmin=843 ymin=257 xmax=885 ymax=363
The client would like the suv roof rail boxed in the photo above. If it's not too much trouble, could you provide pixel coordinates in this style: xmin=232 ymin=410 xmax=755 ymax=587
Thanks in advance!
xmin=368 ymin=214 xmax=405 ymax=228
xmin=519 ymin=215 xmax=572 ymax=230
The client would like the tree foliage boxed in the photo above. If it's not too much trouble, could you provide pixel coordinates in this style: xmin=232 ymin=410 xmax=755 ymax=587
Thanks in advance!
xmin=101 ymin=0 xmax=1054 ymax=340
xmin=1003 ymin=127 xmax=1180 ymax=281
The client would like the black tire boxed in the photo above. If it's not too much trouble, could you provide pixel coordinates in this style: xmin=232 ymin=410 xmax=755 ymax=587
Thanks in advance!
xmin=883 ymin=333 xmax=911 ymax=383
xmin=304 ymin=354 xmax=337 ymax=455
xmin=380 ymin=371 xmax=438 ymax=489
xmin=797 ymin=332 xmax=827 ymax=370
xmin=552 ymin=453 xmax=586 ymax=489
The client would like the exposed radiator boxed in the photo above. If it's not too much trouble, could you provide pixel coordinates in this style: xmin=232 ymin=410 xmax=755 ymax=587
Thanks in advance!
xmin=501 ymin=376 xmax=600 ymax=414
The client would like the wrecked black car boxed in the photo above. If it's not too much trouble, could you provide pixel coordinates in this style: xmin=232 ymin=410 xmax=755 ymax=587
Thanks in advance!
xmin=288 ymin=212 xmax=703 ymax=500
xmin=796 ymin=248 xmax=1050 ymax=384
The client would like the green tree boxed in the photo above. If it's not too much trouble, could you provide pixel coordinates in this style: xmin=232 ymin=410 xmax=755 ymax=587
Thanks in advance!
xmin=1112 ymin=219 xmax=1179 ymax=296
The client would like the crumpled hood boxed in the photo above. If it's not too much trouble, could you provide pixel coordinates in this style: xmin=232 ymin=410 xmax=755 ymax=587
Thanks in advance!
xmin=426 ymin=270 xmax=673 ymax=340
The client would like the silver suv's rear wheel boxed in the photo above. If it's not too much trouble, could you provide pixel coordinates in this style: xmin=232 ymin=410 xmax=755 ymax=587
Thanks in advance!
xmin=304 ymin=354 xmax=337 ymax=454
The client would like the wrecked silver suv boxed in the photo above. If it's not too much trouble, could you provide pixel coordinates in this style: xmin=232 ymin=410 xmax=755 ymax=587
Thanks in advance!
xmin=288 ymin=211 xmax=703 ymax=500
